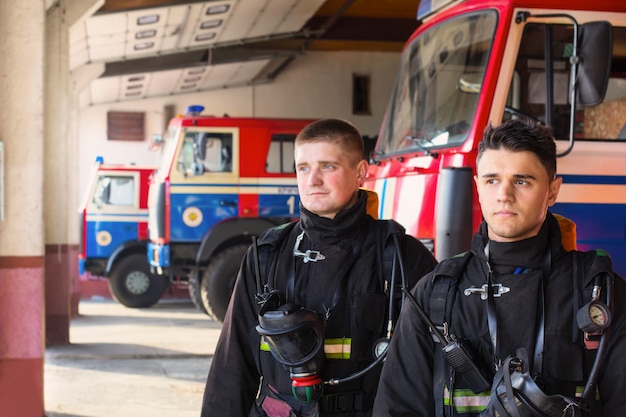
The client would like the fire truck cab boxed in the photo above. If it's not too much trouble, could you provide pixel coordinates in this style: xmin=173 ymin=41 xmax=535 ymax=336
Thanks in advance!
xmin=365 ymin=0 xmax=626 ymax=277
xmin=78 ymin=159 xmax=167 ymax=308
xmin=147 ymin=106 xmax=314 ymax=321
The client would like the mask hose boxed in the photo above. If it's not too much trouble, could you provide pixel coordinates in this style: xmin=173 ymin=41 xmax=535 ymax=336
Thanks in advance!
xmin=326 ymin=233 xmax=405 ymax=385
xmin=580 ymin=273 xmax=613 ymax=406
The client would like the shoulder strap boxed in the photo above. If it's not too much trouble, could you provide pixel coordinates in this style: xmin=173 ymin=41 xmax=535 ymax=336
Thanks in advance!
xmin=255 ymin=221 xmax=298 ymax=294
xmin=429 ymin=251 xmax=473 ymax=330
xmin=581 ymin=248 xmax=614 ymax=287
xmin=376 ymin=219 xmax=406 ymax=287
xmin=428 ymin=251 xmax=473 ymax=417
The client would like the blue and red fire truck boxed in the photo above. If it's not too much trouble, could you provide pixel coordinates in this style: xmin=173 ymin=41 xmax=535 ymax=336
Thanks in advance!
xmin=78 ymin=159 xmax=168 ymax=308
xmin=364 ymin=0 xmax=626 ymax=277
xmin=147 ymin=106 xmax=315 ymax=321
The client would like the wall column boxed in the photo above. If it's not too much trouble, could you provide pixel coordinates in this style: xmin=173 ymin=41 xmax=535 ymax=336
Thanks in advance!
xmin=0 ymin=1 xmax=46 ymax=416
xmin=44 ymin=0 xmax=103 ymax=344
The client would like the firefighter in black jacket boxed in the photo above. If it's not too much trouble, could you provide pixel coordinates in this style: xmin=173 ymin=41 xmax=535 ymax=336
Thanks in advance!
xmin=373 ymin=119 xmax=626 ymax=416
xmin=200 ymin=118 xmax=437 ymax=417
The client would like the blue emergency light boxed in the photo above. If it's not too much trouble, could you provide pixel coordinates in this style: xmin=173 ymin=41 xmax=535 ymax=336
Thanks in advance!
xmin=186 ymin=105 xmax=205 ymax=116
xmin=418 ymin=0 xmax=457 ymax=20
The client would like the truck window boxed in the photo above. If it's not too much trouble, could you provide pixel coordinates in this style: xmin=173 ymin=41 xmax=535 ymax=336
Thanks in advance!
xmin=178 ymin=130 xmax=234 ymax=175
xmin=506 ymin=24 xmax=626 ymax=141
xmin=376 ymin=10 xmax=497 ymax=157
xmin=93 ymin=175 xmax=135 ymax=207
xmin=266 ymin=133 xmax=296 ymax=173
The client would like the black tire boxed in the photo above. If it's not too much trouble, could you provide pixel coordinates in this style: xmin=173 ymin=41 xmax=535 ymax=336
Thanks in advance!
xmin=108 ymin=254 xmax=168 ymax=308
xmin=200 ymin=243 xmax=249 ymax=323
xmin=188 ymin=270 xmax=208 ymax=315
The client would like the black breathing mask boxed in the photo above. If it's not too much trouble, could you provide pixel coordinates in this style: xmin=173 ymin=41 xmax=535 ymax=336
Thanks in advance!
xmin=256 ymin=300 xmax=326 ymax=403
xmin=251 ymin=229 xmax=405 ymax=404
xmin=481 ymin=347 xmax=583 ymax=417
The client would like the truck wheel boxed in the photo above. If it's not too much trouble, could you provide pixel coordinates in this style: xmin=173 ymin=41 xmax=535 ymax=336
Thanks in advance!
xmin=188 ymin=270 xmax=208 ymax=315
xmin=201 ymin=243 xmax=249 ymax=323
xmin=108 ymin=254 xmax=168 ymax=308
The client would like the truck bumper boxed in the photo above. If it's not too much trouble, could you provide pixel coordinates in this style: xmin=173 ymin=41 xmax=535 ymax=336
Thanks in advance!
xmin=148 ymin=243 xmax=171 ymax=268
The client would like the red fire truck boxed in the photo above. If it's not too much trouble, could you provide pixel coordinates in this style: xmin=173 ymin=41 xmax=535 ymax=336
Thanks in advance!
xmin=364 ymin=0 xmax=626 ymax=277
xmin=78 ymin=159 xmax=168 ymax=308
xmin=147 ymin=106 xmax=314 ymax=321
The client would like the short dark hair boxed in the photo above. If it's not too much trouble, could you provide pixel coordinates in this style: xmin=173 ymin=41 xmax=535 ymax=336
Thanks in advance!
xmin=295 ymin=118 xmax=364 ymax=166
xmin=478 ymin=118 xmax=557 ymax=180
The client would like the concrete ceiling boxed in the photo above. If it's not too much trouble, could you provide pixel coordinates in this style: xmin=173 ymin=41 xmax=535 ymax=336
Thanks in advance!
xmin=71 ymin=0 xmax=421 ymax=107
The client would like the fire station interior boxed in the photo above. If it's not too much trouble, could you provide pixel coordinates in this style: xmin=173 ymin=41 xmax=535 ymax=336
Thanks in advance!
xmin=2 ymin=1 xmax=626 ymax=416
xmin=0 ymin=1 xmax=426 ymax=416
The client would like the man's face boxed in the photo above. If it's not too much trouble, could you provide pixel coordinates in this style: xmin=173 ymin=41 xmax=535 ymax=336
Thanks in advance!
xmin=474 ymin=148 xmax=562 ymax=242
xmin=295 ymin=141 xmax=366 ymax=219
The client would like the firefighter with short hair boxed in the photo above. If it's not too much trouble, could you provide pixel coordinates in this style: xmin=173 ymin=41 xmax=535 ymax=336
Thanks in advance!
xmin=373 ymin=119 xmax=626 ymax=416
xmin=200 ymin=118 xmax=437 ymax=417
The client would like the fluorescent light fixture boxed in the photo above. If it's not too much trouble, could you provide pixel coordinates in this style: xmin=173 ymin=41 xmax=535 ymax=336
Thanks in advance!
xmin=137 ymin=14 xmax=159 ymax=25
xmin=201 ymin=19 xmax=222 ymax=29
xmin=195 ymin=33 xmax=216 ymax=42
xmin=206 ymin=4 xmax=229 ymax=15
xmin=134 ymin=42 xmax=154 ymax=50
xmin=136 ymin=29 xmax=156 ymax=39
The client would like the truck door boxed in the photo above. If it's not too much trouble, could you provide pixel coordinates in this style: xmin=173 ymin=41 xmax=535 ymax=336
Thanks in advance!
xmin=171 ymin=128 xmax=238 ymax=242
xmin=86 ymin=170 xmax=143 ymax=259
xmin=493 ymin=17 xmax=626 ymax=277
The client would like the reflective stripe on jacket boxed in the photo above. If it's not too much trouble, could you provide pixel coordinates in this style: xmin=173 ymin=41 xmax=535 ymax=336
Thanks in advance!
xmin=260 ymin=337 xmax=352 ymax=359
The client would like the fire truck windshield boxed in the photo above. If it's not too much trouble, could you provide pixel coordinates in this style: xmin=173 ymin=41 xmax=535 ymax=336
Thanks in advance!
xmin=375 ymin=10 xmax=496 ymax=159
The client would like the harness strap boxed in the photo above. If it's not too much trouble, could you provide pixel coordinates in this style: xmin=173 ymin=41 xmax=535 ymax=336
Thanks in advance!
xmin=257 ymin=384 xmax=373 ymax=416
xmin=319 ymin=391 xmax=373 ymax=414
xmin=429 ymin=251 xmax=472 ymax=332
xmin=428 ymin=251 xmax=472 ymax=417
xmin=430 ymin=277 xmax=452 ymax=336
xmin=431 ymin=277 xmax=452 ymax=417
xmin=433 ymin=338 xmax=448 ymax=417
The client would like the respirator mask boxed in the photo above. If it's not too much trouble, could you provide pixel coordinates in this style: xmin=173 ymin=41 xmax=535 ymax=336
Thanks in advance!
xmin=256 ymin=299 xmax=326 ymax=403
xmin=481 ymin=347 xmax=583 ymax=417
xmin=252 ymin=228 xmax=407 ymax=404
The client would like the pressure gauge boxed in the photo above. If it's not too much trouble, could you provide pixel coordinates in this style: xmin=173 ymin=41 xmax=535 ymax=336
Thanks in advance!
xmin=374 ymin=338 xmax=390 ymax=358
xmin=576 ymin=300 xmax=611 ymax=333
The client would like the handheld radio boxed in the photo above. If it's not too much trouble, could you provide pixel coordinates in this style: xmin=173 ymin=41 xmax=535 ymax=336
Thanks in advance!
xmin=402 ymin=287 xmax=493 ymax=393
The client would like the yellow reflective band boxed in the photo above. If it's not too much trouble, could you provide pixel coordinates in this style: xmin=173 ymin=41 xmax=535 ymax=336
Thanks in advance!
xmin=575 ymin=385 xmax=600 ymax=400
xmin=324 ymin=338 xmax=351 ymax=359
xmin=259 ymin=338 xmax=352 ymax=359
xmin=443 ymin=387 xmax=490 ymax=413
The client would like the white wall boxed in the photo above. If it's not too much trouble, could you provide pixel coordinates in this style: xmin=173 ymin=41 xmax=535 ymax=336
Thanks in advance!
xmin=77 ymin=50 xmax=401 ymax=197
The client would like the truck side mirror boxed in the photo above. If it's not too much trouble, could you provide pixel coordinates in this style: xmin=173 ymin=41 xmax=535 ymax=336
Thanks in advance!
xmin=577 ymin=21 xmax=612 ymax=106
xmin=195 ymin=132 xmax=208 ymax=160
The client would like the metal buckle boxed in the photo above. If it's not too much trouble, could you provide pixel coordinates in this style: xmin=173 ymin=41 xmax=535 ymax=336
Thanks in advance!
xmin=293 ymin=231 xmax=326 ymax=263
xmin=463 ymin=283 xmax=510 ymax=300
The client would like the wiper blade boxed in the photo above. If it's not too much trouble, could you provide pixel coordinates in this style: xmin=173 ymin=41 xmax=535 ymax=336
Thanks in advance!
xmin=404 ymin=136 xmax=438 ymax=157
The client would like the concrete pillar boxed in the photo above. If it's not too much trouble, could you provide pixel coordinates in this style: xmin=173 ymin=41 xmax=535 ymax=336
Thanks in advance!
xmin=44 ymin=1 xmax=73 ymax=344
xmin=44 ymin=0 xmax=103 ymax=344
xmin=0 ymin=1 xmax=45 ymax=416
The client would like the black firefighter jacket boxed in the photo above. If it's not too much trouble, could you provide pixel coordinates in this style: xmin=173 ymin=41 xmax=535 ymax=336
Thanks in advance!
xmin=373 ymin=212 xmax=626 ymax=416
xmin=201 ymin=190 xmax=438 ymax=417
